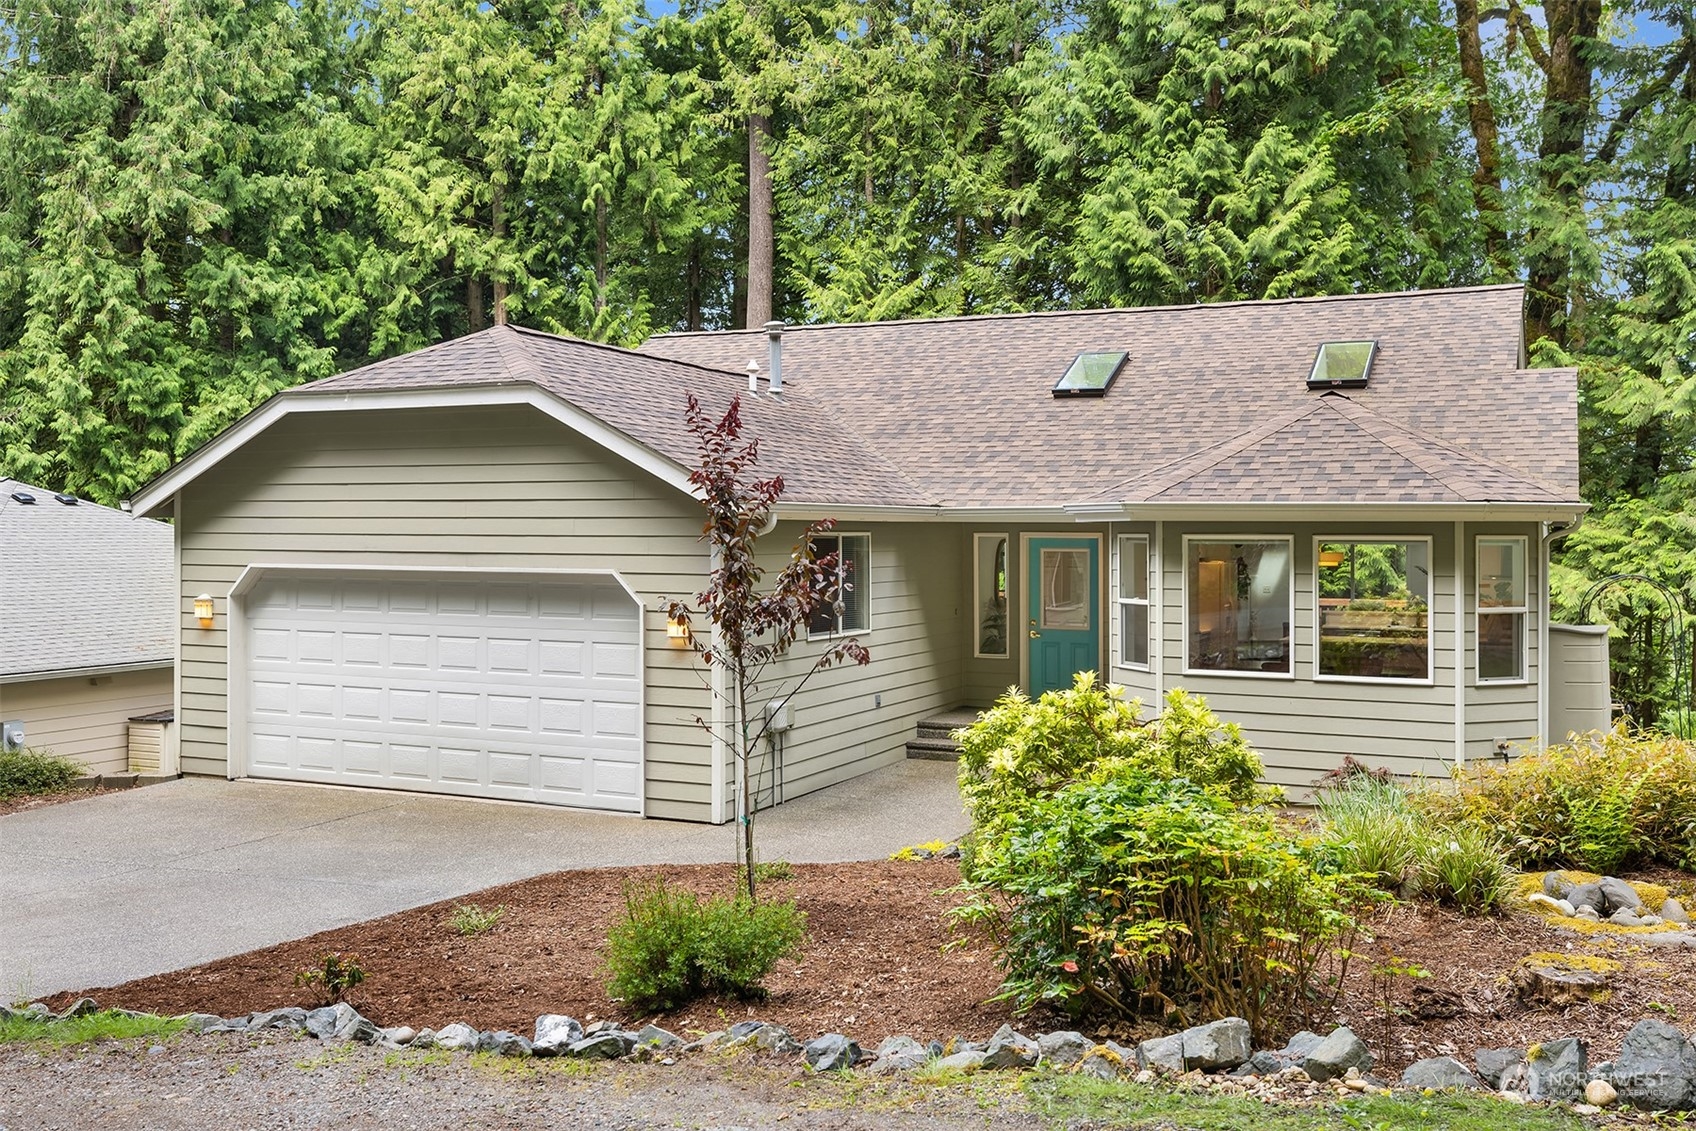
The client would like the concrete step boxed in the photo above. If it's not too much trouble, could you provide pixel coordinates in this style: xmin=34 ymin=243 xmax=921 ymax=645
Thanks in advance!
xmin=905 ymin=737 xmax=962 ymax=762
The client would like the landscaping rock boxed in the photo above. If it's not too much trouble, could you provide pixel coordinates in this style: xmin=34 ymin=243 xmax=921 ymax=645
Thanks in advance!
xmin=1401 ymin=1057 xmax=1481 ymax=1090
xmin=1230 ymin=1051 xmax=1287 ymax=1078
xmin=1610 ymin=909 xmax=1645 ymax=927
xmin=532 ymin=1014 xmax=584 ymax=1056
xmin=1475 ymin=1047 xmax=1522 ymax=1089
xmin=635 ymin=1024 xmax=682 ymax=1051
xmin=19 ymin=1003 xmax=51 ymax=1022
xmin=1037 ymin=1031 xmax=1093 ymax=1069
xmin=1586 ymin=1079 xmax=1619 ymax=1107
xmin=477 ymin=1030 xmax=532 ymax=1057
xmin=434 ymin=1023 xmax=481 ymax=1051
xmin=1275 ymin=1031 xmax=1326 ymax=1063
xmin=1526 ymin=1038 xmax=1587 ymax=1102
xmin=679 ymin=1031 xmax=726 ymax=1054
xmin=569 ymin=1032 xmax=633 ymax=1060
xmin=1181 ymin=1018 xmax=1251 ymax=1071
xmin=1599 ymin=876 xmax=1645 ymax=915
xmin=248 ymin=1007 xmax=309 ymax=1032
xmin=178 ymin=1013 xmax=224 ymax=1032
xmin=1611 ymin=1018 xmax=1696 ymax=1111
xmin=1074 ymin=1052 xmax=1122 ymax=1081
xmin=753 ymin=1024 xmax=803 ymax=1055
xmin=1566 ymin=882 xmax=1605 ymax=915
xmin=804 ymin=1033 xmax=860 ymax=1071
xmin=935 ymin=1050 xmax=986 ymax=1072
xmin=1301 ymin=1027 xmax=1373 ymax=1082
xmin=868 ymin=1035 xmax=929 ymax=1074
xmin=728 ymin=1020 xmax=767 ymax=1040
xmin=53 ymin=997 xmax=99 ymax=1021
xmin=1512 ymin=957 xmax=1614 ymax=1006
xmin=411 ymin=1028 xmax=437 ymax=1049
xmin=1663 ymin=897 xmax=1692 ymax=926
xmin=981 ymin=1024 xmax=1039 ymax=1070
xmin=377 ymin=1026 xmax=416 ymax=1048
xmin=1543 ymin=871 xmax=1573 ymax=899
xmin=1136 ymin=1033 xmax=1186 ymax=1074
xmin=1573 ymin=905 xmax=1601 ymax=921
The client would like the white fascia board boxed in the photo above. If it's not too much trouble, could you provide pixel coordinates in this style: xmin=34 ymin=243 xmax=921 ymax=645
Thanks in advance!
xmin=1 ymin=659 xmax=174 ymax=684
xmin=1069 ymin=501 xmax=1589 ymax=523
xmin=130 ymin=384 xmax=696 ymax=516
xmin=770 ymin=503 xmax=1087 ymax=524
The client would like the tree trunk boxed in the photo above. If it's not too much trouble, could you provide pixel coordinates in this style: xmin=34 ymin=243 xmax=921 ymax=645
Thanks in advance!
xmin=491 ymin=184 xmax=508 ymax=326
xmin=746 ymin=112 xmax=774 ymax=327
xmin=1453 ymin=0 xmax=1510 ymax=277
xmin=467 ymin=271 xmax=484 ymax=332
xmin=686 ymin=241 xmax=703 ymax=331
xmin=595 ymin=193 xmax=609 ymax=316
xmin=1524 ymin=0 xmax=1602 ymax=351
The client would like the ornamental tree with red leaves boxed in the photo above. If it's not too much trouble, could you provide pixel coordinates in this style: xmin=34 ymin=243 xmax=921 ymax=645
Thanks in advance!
xmin=665 ymin=393 xmax=870 ymax=901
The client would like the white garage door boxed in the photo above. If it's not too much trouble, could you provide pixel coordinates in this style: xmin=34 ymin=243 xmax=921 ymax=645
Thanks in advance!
xmin=243 ymin=573 xmax=642 ymax=811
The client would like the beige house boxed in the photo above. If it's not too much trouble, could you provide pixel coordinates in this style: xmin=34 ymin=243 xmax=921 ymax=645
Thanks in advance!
xmin=1 ymin=481 xmax=175 ymax=775
xmin=130 ymin=284 xmax=1587 ymax=822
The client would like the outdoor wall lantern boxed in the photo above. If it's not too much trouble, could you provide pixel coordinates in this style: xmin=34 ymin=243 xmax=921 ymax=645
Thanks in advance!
xmin=194 ymin=593 xmax=215 ymax=628
xmin=666 ymin=615 xmax=693 ymax=648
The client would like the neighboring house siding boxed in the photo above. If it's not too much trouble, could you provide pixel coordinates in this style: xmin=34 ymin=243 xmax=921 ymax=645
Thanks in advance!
xmin=1122 ymin=521 xmax=1477 ymax=792
xmin=750 ymin=521 xmax=964 ymax=803
xmin=0 ymin=667 xmax=172 ymax=776
xmin=175 ymin=405 xmax=715 ymax=820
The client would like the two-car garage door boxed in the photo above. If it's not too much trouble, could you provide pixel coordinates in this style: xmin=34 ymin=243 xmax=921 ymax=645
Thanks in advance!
xmin=243 ymin=572 xmax=642 ymax=811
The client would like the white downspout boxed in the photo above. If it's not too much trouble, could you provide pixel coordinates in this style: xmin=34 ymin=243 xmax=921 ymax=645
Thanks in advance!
xmin=1454 ymin=520 xmax=1466 ymax=767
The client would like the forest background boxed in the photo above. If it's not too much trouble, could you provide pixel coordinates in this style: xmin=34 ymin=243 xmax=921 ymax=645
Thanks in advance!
xmin=1 ymin=0 xmax=1691 ymax=725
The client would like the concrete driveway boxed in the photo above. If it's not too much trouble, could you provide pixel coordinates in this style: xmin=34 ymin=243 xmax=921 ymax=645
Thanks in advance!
xmin=0 ymin=761 xmax=966 ymax=1001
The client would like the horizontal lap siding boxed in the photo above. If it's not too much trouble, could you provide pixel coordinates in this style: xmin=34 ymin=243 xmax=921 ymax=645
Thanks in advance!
xmin=0 ymin=668 xmax=173 ymax=776
xmin=177 ymin=405 xmax=714 ymax=820
xmin=749 ymin=521 xmax=963 ymax=806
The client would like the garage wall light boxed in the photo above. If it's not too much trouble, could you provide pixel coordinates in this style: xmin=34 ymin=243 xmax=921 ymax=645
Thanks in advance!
xmin=194 ymin=593 xmax=215 ymax=628
xmin=666 ymin=615 xmax=693 ymax=648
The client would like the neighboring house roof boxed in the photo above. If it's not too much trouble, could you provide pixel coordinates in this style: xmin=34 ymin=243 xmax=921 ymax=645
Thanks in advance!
xmin=0 ymin=480 xmax=174 ymax=681
xmin=130 ymin=284 xmax=1584 ymax=519
xmin=643 ymin=283 xmax=1580 ymax=510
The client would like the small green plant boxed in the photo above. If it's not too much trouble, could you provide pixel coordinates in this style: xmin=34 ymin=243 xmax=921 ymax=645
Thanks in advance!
xmin=604 ymin=877 xmax=805 ymax=1011
xmin=449 ymin=903 xmax=505 ymax=936
xmin=0 ymin=748 xmax=82 ymax=799
xmin=738 ymin=859 xmax=795 ymax=884
xmin=1314 ymin=773 xmax=1429 ymax=892
xmin=294 ymin=952 xmax=366 ymax=1005
xmin=1415 ymin=824 xmax=1516 ymax=914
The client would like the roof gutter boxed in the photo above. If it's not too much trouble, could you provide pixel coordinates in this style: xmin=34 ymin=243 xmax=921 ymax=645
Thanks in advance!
xmin=2 ymin=658 xmax=174 ymax=684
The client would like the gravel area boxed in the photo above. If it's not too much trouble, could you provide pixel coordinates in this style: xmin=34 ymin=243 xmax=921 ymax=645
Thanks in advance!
xmin=0 ymin=1032 xmax=1049 ymax=1131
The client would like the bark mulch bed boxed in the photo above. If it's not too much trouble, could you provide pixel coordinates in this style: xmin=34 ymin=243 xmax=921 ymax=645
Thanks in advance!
xmin=0 ymin=784 xmax=125 ymax=818
xmin=47 ymin=859 xmax=1696 ymax=1074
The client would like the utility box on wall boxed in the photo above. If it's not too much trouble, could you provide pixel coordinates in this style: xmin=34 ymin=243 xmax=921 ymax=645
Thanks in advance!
xmin=1 ymin=720 xmax=23 ymax=753
xmin=1548 ymin=624 xmax=1612 ymax=743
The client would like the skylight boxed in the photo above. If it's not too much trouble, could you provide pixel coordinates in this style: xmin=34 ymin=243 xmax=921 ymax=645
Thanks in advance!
xmin=1053 ymin=351 xmax=1128 ymax=398
xmin=1307 ymin=341 xmax=1377 ymax=389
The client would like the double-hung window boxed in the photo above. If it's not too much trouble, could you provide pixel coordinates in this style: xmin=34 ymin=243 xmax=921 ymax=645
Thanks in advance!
xmin=1477 ymin=536 xmax=1527 ymax=683
xmin=1117 ymin=535 xmax=1150 ymax=668
xmin=808 ymin=534 xmax=870 ymax=636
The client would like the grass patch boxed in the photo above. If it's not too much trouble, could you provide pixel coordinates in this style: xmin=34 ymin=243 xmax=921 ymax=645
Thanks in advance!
xmin=1028 ymin=1075 xmax=1591 ymax=1130
xmin=449 ymin=903 xmax=505 ymax=936
xmin=0 ymin=1010 xmax=186 ymax=1047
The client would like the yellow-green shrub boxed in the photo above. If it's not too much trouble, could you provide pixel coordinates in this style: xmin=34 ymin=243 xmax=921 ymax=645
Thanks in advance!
xmin=1419 ymin=727 xmax=1696 ymax=871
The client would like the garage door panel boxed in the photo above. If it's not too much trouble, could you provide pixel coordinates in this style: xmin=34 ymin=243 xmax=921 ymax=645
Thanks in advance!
xmin=244 ymin=574 xmax=642 ymax=811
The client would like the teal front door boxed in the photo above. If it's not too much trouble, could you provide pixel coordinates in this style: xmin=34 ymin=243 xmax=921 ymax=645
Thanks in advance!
xmin=1026 ymin=537 xmax=1101 ymax=696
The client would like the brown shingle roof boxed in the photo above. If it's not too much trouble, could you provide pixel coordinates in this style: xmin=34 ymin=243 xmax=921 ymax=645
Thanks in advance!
xmin=642 ymin=284 xmax=1581 ymax=509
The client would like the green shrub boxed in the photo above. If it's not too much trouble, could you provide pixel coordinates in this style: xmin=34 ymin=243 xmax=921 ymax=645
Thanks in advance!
xmin=449 ymin=903 xmax=504 ymax=936
xmin=0 ymin=748 xmax=82 ymax=799
xmin=1313 ymin=773 xmax=1428 ymax=892
xmin=1415 ymin=824 xmax=1517 ymax=914
xmin=605 ymin=878 xmax=805 ymax=1012
xmin=956 ymin=675 xmax=1273 ymax=875
xmin=294 ymin=952 xmax=365 ymax=1005
xmin=1419 ymin=727 xmax=1696 ymax=871
xmin=953 ymin=775 xmax=1370 ymax=1042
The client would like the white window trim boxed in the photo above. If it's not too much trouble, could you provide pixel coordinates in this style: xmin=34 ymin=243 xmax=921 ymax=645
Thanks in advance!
xmin=1311 ymin=535 xmax=1436 ymax=687
xmin=1116 ymin=534 xmax=1152 ymax=671
xmin=1180 ymin=534 xmax=1296 ymax=680
xmin=1476 ymin=534 xmax=1530 ymax=686
xmin=807 ymin=532 xmax=872 ymax=640
xmin=972 ymin=532 xmax=1012 ymax=660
